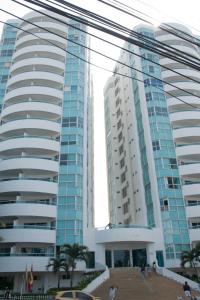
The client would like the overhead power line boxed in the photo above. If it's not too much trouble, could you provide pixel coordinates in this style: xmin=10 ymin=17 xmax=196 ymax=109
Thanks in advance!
xmin=0 ymin=18 xmax=199 ymax=111
xmin=11 ymin=0 xmax=200 ymax=72
xmin=2 ymin=6 xmax=200 ymax=108
xmin=7 ymin=0 xmax=200 ymax=89
xmin=98 ymin=0 xmax=200 ymax=49
xmin=129 ymin=0 xmax=200 ymax=36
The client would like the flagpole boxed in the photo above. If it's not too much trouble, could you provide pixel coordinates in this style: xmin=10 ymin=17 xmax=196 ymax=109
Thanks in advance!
xmin=20 ymin=274 xmax=24 ymax=300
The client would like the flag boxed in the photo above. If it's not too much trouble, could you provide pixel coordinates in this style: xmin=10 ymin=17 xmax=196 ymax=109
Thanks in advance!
xmin=25 ymin=265 xmax=28 ymax=291
xmin=27 ymin=265 xmax=33 ymax=292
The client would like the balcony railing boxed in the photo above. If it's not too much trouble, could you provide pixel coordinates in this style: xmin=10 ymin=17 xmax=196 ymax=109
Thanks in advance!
xmin=189 ymin=225 xmax=200 ymax=229
xmin=0 ymin=225 xmax=55 ymax=230
xmin=97 ymin=224 xmax=152 ymax=230
xmin=0 ymin=177 xmax=58 ymax=183
xmin=187 ymin=201 xmax=200 ymax=206
xmin=0 ymin=252 xmax=54 ymax=257
xmin=0 ymin=199 xmax=57 ymax=205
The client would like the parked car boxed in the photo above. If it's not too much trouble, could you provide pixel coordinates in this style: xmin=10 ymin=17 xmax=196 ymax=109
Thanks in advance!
xmin=55 ymin=290 xmax=101 ymax=300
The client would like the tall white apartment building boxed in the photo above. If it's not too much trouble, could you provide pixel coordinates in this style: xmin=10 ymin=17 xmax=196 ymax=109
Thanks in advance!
xmin=104 ymin=24 xmax=200 ymax=268
xmin=0 ymin=10 xmax=94 ymax=291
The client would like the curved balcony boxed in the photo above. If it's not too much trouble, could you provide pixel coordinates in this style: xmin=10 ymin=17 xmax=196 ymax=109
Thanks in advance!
xmin=4 ymin=86 xmax=63 ymax=106
xmin=1 ymin=102 xmax=62 ymax=121
xmin=170 ymin=111 xmax=200 ymax=127
xmin=189 ymin=227 xmax=200 ymax=243
xmin=18 ymin=22 xmax=68 ymax=39
xmin=159 ymin=57 xmax=195 ymax=70
xmin=156 ymin=23 xmax=193 ymax=36
xmin=0 ymin=179 xmax=58 ymax=196
xmin=182 ymin=183 xmax=200 ymax=198
xmin=167 ymin=96 xmax=200 ymax=112
xmin=0 ymin=119 xmax=61 ymax=137
xmin=162 ymin=69 xmax=200 ymax=83
xmin=164 ymin=82 xmax=200 ymax=97
xmin=20 ymin=9 xmax=68 ymax=25
xmin=179 ymin=163 xmax=200 ymax=179
xmin=186 ymin=205 xmax=200 ymax=219
xmin=0 ymin=202 xmax=56 ymax=218
xmin=7 ymin=71 xmax=64 ymax=91
xmin=12 ymin=45 xmax=65 ymax=63
xmin=0 ymin=157 xmax=59 ymax=175
xmin=10 ymin=57 xmax=65 ymax=76
xmin=173 ymin=127 xmax=200 ymax=143
xmin=0 ymin=256 xmax=53 ymax=273
xmin=0 ymin=137 xmax=60 ymax=156
xmin=0 ymin=226 xmax=56 ymax=244
xmin=95 ymin=225 xmax=161 ymax=244
xmin=176 ymin=144 xmax=200 ymax=161
xmin=15 ymin=33 xmax=67 ymax=50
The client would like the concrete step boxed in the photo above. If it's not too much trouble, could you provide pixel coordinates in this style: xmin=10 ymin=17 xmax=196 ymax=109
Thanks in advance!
xmin=92 ymin=268 xmax=200 ymax=300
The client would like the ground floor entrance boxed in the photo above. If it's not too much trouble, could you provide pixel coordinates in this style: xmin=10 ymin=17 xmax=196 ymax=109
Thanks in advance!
xmin=105 ymin=248 xmax=147 ymax=268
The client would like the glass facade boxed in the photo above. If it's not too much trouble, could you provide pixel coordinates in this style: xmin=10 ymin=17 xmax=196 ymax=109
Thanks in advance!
xmin=137 ymin=27 xmax=190 ymax=259
xmin=0 ymin=20 xmax=19 ymax=111
xmin=56 ymin=22 xmax=87 ymax=245
xmin=129 ymin=46 xmax=155 ymax=227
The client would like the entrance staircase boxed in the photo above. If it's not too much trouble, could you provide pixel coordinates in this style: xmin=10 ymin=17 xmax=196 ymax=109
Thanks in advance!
xmin=92 ymin=267 xmax=200 ymax=300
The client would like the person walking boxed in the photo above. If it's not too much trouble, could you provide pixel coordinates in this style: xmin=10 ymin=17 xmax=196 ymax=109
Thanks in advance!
xmin=109 ymin=286 xmax=118 ymax=300
xmin=183 ymin=281 xmax=191 ymax=297
xmin=4 ymin=288 xmax=11 ymax=300
xmin=140 ymin=265 xmax=146 ymax=278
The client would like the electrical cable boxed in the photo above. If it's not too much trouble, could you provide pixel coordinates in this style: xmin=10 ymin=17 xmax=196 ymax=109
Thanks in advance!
xmin=12 ymin=0 xmax=200 ymax=71
xmin=0 ymin=19 xmax=199 ymax=111
xmin=8 ymin=0 xmax=200 ymax=88
xmin=129 ymin=0 xmax=200 ymax=36
xmin=106 ymin=0 xmax=200 ymax=49
xmin=2 ymin=8 xmax=200 ymax=106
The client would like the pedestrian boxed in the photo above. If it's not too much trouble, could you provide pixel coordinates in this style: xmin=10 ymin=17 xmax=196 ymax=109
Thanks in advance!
xmin=140 ymin=265 xmax=146 ymax=278
xmin=183 ymin=281 xmax=191 ymax=297
xmin=152 ymin=261 xmax=156 ymax=273
xmin=4 ymin=288 xmax=11 ymax=300
xmin=109 ymin=286 xmax=118 ymax=300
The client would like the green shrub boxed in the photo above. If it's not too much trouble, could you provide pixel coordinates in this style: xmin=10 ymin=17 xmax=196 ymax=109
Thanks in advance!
xmin=77 ymin=271 xmax=102 ymax=290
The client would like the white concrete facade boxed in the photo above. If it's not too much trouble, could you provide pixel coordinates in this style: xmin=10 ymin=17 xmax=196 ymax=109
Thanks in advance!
xmin=104 ymin=23 xmax=200 ymax=268
xmin=156 ymin=23 xmax=200 ymax=248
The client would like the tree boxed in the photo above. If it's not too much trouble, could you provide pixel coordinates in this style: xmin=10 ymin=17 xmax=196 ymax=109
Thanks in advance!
xmin=46 ymin=256 xmax=68 ymax=288
xmin=61 ymin=243 xmax=89 ymax=288
xmin=194 ymin=242 xmax=200 ymax=262
xmin=180 ymin=248 xmax=199 ymax=278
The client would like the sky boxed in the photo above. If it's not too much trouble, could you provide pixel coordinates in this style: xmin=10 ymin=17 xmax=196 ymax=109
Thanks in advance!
xmin=1 ymin=0 xmax=200 ymax=227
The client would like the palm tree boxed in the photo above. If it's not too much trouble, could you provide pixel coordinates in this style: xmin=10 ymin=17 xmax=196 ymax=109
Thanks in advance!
xmin=194 ymin=242 xmax=200 ymax=261
xmin=180 ymin=248 xmax=199 ymax=277
xmin=46 ymin=256 xmax=68 ymax=288
xmin=0 ymin=220 xmax=5 ymax=241
xmin=61 ymin=243 xmax=89 ymax=288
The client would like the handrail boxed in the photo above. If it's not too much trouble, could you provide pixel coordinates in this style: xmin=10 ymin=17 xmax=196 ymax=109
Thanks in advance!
xmin=0 ymin=135 xmax=60 ymax=142
xmin=189 ymin=225 xmax=200 ymax=229
xmin=1 ymin=117 xmax=61 ymax=124
xmin=0 ymin=225 xmax=55 ymax=230
xmin=171 ymin=110 xmax=200 ymax=114
xmin=1 ymin=156 xmax=58 ymax=161
xmin=183 ymin=181 xmax=200 ymax=185
xmin=4 ymin=100 xmax=62 ymax=108
xmin=97 ymin=224 xmax=152 ymax=230
xmin=177 ymin=143 xmax=200 ymax=147
xmin=0 ymin=177 xmax=58 ymax=182
xmin=179 ymin=161 xmax=200 ymax=165
xmin=0 ymin=199 xmax=57 ymax=205
xmin=157 ymin=267 xmax=199 ymax=291
xmin=0 ymin=253 xmax=54 ymax=257
xmin=186 ymin=201 xmax=200 ymax=206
